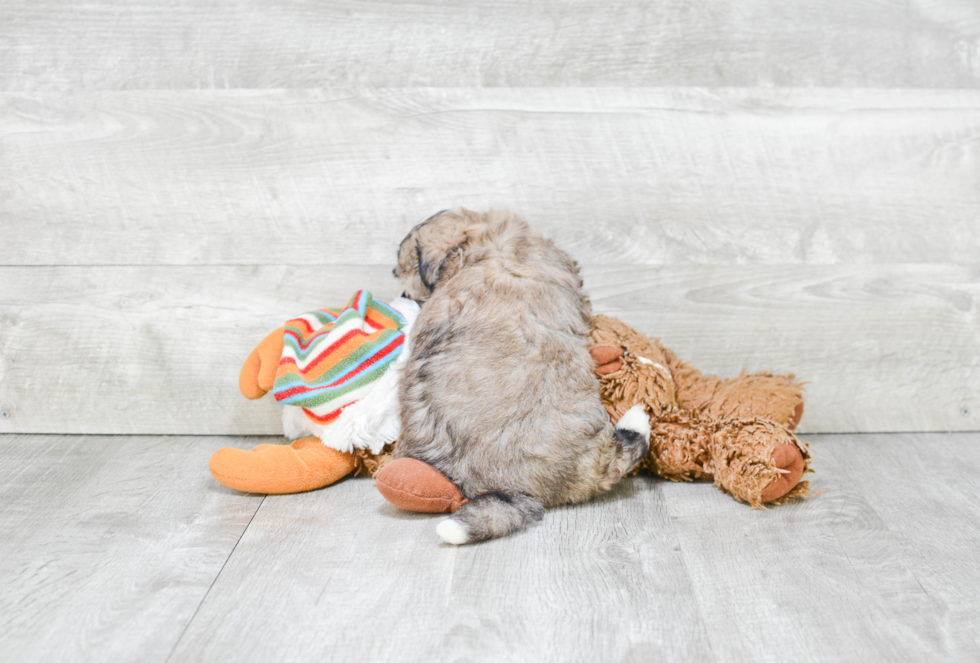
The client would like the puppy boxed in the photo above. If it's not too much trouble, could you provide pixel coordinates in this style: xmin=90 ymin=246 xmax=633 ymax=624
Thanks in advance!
xmin=393 ymin=208 xmax=650 ymax=544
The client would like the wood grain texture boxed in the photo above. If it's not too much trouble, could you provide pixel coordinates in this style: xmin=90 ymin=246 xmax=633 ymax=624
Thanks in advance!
xmin=0 ymin=265 xmax=392 ymax=437
xmin=168 ymin=462 xmax=711 ymax=663
xmin=0 ymin=263 xmax=976 ymax=436
xmin=2 ymin=0 xmax=979 ymax=90
xmin=0 ymin=434 xmax=264 ymax=663
xmin=2 ymin=88 xmax=978 ymax=266
xmin=1 ymin=433 xmax=978 ymax=662
xmin=842 ymin=433 xmax=980 ymax=661
xmin=661 ymin=432 xmax=980 ymax=662
xmin=592 ymin=263 xmax=980 ymax=435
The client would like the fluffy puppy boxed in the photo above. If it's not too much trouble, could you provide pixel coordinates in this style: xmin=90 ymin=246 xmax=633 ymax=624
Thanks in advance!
xmin=393 ymin=208 xmax=650 ymax=544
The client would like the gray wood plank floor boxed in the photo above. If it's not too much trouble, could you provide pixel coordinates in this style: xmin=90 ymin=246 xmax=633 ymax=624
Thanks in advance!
xmin=2 ymin=432 xmax=978 ymax=662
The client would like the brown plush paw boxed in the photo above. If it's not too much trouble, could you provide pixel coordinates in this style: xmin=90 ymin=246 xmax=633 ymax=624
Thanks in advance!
xmin=759 ymin=442 xmax=806 ymax=503
xmin=591 ymin=346 xmax=624 ymax=375
xmin=375 ymin=458 xmax=467 ymax=513
xmin=786 ymin=402 xmax=805 ymax=431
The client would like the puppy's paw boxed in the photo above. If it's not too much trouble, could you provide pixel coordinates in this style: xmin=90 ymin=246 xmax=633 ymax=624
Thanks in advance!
xmin=436 ymin=519 xmax=470 ymax=545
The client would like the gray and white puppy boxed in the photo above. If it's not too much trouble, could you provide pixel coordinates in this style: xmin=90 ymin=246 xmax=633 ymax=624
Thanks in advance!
xmin=393 ymin=208 xmax=650 ymax=544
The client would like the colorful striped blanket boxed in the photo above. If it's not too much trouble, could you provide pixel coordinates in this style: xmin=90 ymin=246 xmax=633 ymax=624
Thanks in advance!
xmin=273 ymin=290 xmax=408 ymax=426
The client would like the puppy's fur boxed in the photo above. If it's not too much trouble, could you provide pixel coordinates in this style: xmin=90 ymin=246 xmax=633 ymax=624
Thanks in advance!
xmin=394 ymin=208 xmax=650 ymax=544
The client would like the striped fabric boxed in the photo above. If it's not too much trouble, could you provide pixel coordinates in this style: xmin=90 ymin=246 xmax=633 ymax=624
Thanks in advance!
xmin=273 ymin=290 xmax=408 ymax=426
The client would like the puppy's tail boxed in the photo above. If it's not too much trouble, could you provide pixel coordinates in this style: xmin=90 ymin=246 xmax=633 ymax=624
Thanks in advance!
xmin=436 ymin=491 xmax=544 ymax=545
xmin=613 ymin=403 xmax=652 ymax=476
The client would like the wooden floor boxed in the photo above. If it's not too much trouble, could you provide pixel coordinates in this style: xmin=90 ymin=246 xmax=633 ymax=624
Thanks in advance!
xmin=1 ymin=432 xmax=978 ymax=662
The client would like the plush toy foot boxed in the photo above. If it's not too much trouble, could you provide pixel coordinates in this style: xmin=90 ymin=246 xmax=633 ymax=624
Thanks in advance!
xmin=759 ymin=442 xmax=807 ymax=503
xmin=209 ymin=436 xmax=356 ymax=494
xmin=786 ymin=402 xmax=805 ymax=431
xmin=375 ymin=458 xmax=468 ymax=513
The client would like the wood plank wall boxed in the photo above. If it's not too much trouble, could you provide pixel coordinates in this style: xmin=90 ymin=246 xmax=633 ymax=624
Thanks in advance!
xmin=1 ymin=1 xmax=978 ymax=435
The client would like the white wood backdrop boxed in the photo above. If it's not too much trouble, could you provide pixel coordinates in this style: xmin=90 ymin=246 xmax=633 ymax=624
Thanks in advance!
xmin=1 ymin=2 xmax=979 ymax=435
xmin=2 ymin=89 xmax=979 ymax=266
xmin=3 ymin=1 xmax=980 ymax=89
xmin=0 ymin=264 xmax=977 ymax=435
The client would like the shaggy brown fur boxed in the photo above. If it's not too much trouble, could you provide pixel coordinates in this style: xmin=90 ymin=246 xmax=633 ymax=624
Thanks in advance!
xmin=590 ymin=314 xmax=812 ymax=507
xmin=393 ymin=209 xmax=650 ymax=543
xmin=352 ymin=443 xmax=394 ymax=477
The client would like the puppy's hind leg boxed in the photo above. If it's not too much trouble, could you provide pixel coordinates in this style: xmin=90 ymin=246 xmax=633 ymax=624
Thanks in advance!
xmin=436 ymin=491 xmax=545 ymax=545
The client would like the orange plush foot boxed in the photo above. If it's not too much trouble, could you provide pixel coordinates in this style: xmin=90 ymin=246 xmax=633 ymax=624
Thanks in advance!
xmin=759 ymin=442 xmax=807 ymax=503
xmin=375 ymin=458 xmax=467 ymax=513
xmin=209 ymin=436 xmax=356 ymax=494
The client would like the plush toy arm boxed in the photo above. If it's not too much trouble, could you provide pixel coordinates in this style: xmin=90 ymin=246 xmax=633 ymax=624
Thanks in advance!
xmin=239 ymin=327 xmax=285 ymax=399
xmin=591 ymin=346 xmax=624 ymax=375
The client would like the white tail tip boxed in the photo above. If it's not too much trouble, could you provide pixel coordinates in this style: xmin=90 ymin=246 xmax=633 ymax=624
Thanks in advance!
xmin=616 ymin=403 xmax=651 ymax=440
xmin=436 ymin=519 xmax=470 ymax=545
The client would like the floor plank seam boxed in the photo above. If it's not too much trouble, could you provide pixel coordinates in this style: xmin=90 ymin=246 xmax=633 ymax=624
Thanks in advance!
xmin=163 ymin=494 xmax=266 ymax=663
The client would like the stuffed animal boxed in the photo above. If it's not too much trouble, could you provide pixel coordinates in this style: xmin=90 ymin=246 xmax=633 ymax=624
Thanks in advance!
xmin=214 ymin=295 xmax=811 ymax=508
xmin=589 ymin=314 xmax=811 ymax=506
xmin=208 ymin=290 xmax=421 ymax=494
xmin=376 ymin=313 xmax=811 ymax=514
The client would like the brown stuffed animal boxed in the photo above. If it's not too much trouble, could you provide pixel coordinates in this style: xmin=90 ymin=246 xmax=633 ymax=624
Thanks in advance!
xmin=220 ymin=304 xmax=812 ymax=509
xmin=378 ymin=314 xmax=811 ymax=513
xmin=589 ymin=315 xmax=811 ymax=507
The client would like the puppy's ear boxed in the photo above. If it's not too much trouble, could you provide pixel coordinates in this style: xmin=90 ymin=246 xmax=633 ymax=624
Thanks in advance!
xmin=408 ymin=209 xmax=485 ymax=296
xmin=416 ymin=236 xmax=470 ymax=294
xmin=416 ymin=243 xmax=441 ymax=294
xmin=435 ymin=240 xmax=468 ymax=285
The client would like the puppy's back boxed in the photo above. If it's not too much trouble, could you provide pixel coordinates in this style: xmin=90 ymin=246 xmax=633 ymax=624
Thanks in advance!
xmin=395 ymin=211 xmax=649 ymax=543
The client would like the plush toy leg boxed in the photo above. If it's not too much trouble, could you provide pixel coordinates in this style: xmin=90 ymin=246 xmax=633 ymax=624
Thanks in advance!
xmin=664 ymin=343 xmax=805 ymax=430
xmin=647 ymin=414 xmax=810 ymax=507
xmin=759 ymin=442 xmax=807 ymax=503
xmin=705 ymin=373 xmax=805 ymax=430
xmin=786 ymin=402 xmax=805 ymax=432
xmin=209 ymin=436 xmax=356 ymax=494
xmin=375 ymin=457 xmax=467 ymax=513
xmin=704 ymin=420 xmax=811 ymax=507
